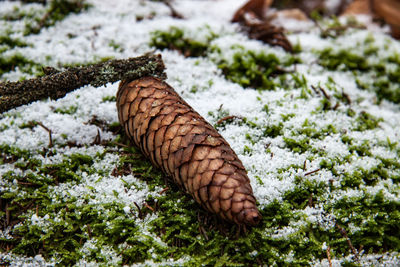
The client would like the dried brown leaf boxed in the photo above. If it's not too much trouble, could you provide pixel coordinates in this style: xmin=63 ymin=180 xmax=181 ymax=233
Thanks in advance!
xmin=373 ymin=0 xmax=400 ymax=38
xmin=232 ymin=0 xmax=273 ymax=22
xmin=270 ymin=8 xmax=309 ymax=21
xmin=231 ymin=0 xmax=293 ymax=51
xmin=342 ymin=0 xmax=372 ymax=15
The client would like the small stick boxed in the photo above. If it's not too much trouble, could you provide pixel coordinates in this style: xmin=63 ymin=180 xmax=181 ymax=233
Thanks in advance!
xmin=199 ymin=225 xmax=209 ymax=240
xmin=17 ymin=181 xmax=36 ymax=186
xmin=327 ymin=246 xmax=332 ymax=267
xmin=164 ymin=0 xmax=184 ymax=19
xmin=216 ymin=115 xmax=243 ymax=126
xmin=264 ymin=143 xmax=271 ymax=150
xmin=311 ymin=85 xmax=320 ymax=95
xmin=112 ymin=142 xmax=129 ymax=148
xmin=308 ymin=194 xmax=313 ymax=207
xmin=144 ymin=202 xmax=154 ymax=212
xmin=335 ymin=223 xmax=360 ymax=262
xmin=134 ymin=202 xmax=143 ymax=219
xmin=6 ymin=203 xmax=10 ymax=226
xmin=319 ymin=86 xmax=331 ymax=99
xmin=333 ymin=102 xmax=340 ymax=110
xmin=304 ymin=168 xmax=320 ymax=176
xmin=342 ymin=91 xmax=352 ymax=105
xmin=36 ymin=121 xmax=53 ymax=147
xmin=159 ymin=187 xmax=169 ymax=194
xmin=92 ymin=129 xmax=101 ymax=145
xmin=87 ymin=224 xmax=92 ymax=238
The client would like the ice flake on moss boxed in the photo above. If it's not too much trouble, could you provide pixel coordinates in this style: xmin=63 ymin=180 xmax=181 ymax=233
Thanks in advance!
xmin=30 ymin=213 xmax=50 ymax=226
xmin=0 ymin=253 xmax=55 ymax=267
xmin=77 ymin=239 xmax=122 ymax=267
xmin=314 ymin=252 xmax=400 ymax=267
xmin=50 ymin=171 xmax=161 ymax=209
xmin=2 ymin=0 xmax=400 ymax=265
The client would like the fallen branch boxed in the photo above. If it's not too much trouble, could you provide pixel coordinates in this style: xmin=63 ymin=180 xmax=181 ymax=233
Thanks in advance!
xmin=0 ymin=54 xmax=166 ymax=114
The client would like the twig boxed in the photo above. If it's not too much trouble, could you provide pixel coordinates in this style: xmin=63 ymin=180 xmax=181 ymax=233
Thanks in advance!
xmin=87 ymin=224 xmax=92 ymax=238
xmin=199 ymin=225 xmax=209 ymax=240
xmin=92 ymin=129 xmax=101 ymax=145
xmin=335 ymin=223 xmax=360 ymax=262
xmin=332 ymin=102 xmax=340 ymax=110
xmin=144 ymin=202 xmax=154 ymax=212
xmin=36 ymin=121 xmax=53 ymax=147
xmin=164 ymin=0 xmax=184 ymax=19
xmin=216 ymin=115 xmax=243 ymax=126
xmin=308 ymin=194 xmax=313 ymax=207
xmin=0 ymin=54 xmax=166 ymax=114
xmin=6 ymin=203 xmax=10 ymax=226
xmin=342 ymin=91 xmax=352 ymax=105
xmin=327 ymin=246 xmax=332 ymax=267
xmin=311 ymin=85 xmax=320 ymax=95
xmin=319 ymin=86 xmax=331 ymax=99
xmin=304 ymin=168 xmax=320 ymax=176
xmin=159 ymin=187 xmax=169 ymax=194
xmin=134 ymin=202 xmax=143 ymax=219
xmin=17 ymin=181 xmax=36 ymax=186
xmin=112 ymin=142 xmax=129 ymax=148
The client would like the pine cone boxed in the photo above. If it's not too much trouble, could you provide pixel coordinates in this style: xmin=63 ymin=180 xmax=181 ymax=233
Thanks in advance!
xmin=116 ymin=77 xmax=262 ymax=226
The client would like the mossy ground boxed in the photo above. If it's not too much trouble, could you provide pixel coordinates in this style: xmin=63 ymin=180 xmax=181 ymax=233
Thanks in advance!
xmin=1 ymin=1 xmax=400 ymax=266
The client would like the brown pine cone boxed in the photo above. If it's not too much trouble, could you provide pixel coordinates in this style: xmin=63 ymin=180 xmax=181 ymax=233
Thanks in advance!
xmin=116 ymin=77 xmax=262 ymax=226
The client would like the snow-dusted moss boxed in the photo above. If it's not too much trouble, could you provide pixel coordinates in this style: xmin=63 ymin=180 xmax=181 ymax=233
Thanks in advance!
xmin=1 ymin=0 xmax=400 ymax=266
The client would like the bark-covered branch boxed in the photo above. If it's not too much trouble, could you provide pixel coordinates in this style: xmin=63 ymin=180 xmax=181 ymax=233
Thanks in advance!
xmin=0 ymin=54 xmax=166 ymax=114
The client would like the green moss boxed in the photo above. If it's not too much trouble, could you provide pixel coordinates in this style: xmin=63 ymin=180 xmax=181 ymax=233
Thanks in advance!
xmin=263 ymin=122 xmax=284 ymax=138
xmin=0 ymin=35 xmax=29 ymax=49
xmin=281 ymin=113 xmax=295 ymax=122
xmin=54 ymin=105 xmax=78 ymax=115
xmin=318 ymin=48 xmax=370 ymax=71
xmin=101 ymin=95 xmax=116 ymax=102
xmin=108 ymin=40 xmax=123 ymax=52
xmin=24 ymin=0 xmax=91 ymax=35
xmin=218 ymin=50 xmax=284 ymax=90
xmin=294 ymin=121 xmax=338 ymax=140
xmin=150 ymin=26 xmax=216 ymax=57
xmin=0 ymin=53 xmax=43 ymax=77
xmin=0 ymin=147 xmax=122 ymax=265
xmin=150 ymin=27 xmax=299 ymax=90
xmin=284 ymin=176 xmax=328 ymax=209
xmin=349 ymin=140 xmax=372 ymax=157
xmin=332 ymin=191 xmax=400 ymax=253
xmin=353 ymin=111 xmax=383 ymax=132
xmin=373 ymin=76 xmax=400 ymax=104
xmin=283 ymin=137 xmax=312 ymax=154
xmin=317 ymin=40 xmax=400 ymax=104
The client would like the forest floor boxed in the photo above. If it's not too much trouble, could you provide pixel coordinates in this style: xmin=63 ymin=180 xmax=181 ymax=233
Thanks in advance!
xmin=0 ymin=0 xmax=399 ymax=266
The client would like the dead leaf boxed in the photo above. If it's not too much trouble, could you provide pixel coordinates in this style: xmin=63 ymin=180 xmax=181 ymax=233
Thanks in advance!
xmin=232 ymin=0 xmax=293 ymax=52
xmin=271 ymin=0 xmax=325 ymax=15
xmin=248 ymin=22 xmax=293 ymax=51
xmin=342 ymin=0 xmax=400 ymax=39
xmin=373 ymin=0 xmax=400 ymax=38
xmin=269 ymin=8 xmax=309 ymax=21
xmin=342 ymin=0 xmax=372 ymax=15
xmin=232 ymin=0 xmax=273 ymax=22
